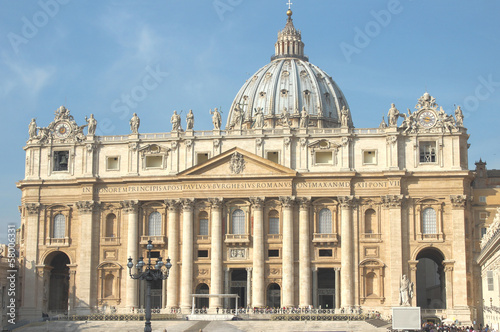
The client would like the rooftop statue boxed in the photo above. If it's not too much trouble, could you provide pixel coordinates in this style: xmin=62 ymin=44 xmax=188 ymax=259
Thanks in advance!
xmin=186 ymin=109 xmax=194 ymax=130
xmin=299 ymin=106 xmax=309 ymax=128
xmin=130 ymin=113 xmax=140 ymax=134
xmin=28 ymin=118 xmax=38 ymax=140
xmin=388 ymin=103 xmax=401 ymax=127
xmin=254 ymin=107 xmax=264 ymax=129
xmin=85 ymin=114 xmax=97 ymax=135
xmin=210 ymin=108 xmax=222 ymax=130
xmin=455 ymin=106 xmax=464 ymax=127
xmin=171 ymin=110 xmax=181 ymax=131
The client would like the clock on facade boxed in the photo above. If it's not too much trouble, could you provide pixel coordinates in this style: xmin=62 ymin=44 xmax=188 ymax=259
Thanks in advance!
xmin=54 ymin=121 xmax=71 ymax=138
xmin=418 ymin=110 xmax=437 ymax=128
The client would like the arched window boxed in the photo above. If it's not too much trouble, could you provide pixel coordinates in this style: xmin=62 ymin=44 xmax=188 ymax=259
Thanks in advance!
xmin=199 ymin=211 xmax=209 ymax=236
xmin=364 ymin=209 xmax=376 ymax=234
xmin=148 ymin=211 xmax=161 ymax=236
xmin=105 ymin=213 xmax=116 ymax=238
xmin=104 ymin=274 xmax=114 ymax=298
xmin=422 ymin=208 xmax=437 ymax=234
xmin=269 ymin=210 xmax=280 ymax=235
xmin=318 ymin=208 xmax=332 ymax=234
xmin=232 ymin=209 xmax=245 ymax=235
xmin=53 ymin=214 xmax=66 ymax=238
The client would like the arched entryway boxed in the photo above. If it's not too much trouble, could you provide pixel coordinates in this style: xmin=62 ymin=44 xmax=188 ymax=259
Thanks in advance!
xmin=416 ymin=248 xmax=446 ymax=309
xmin=195 ymin=283 xmax=209 ymax=309
xmin=267 ymin=283 xmax=281 ymax=308
xmin=45 ymin=251 xmax=70 ymax=312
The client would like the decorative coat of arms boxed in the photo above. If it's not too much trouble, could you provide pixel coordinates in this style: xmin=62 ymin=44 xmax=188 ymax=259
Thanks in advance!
xmin=229 ymin=152 xmax=245 ymax=174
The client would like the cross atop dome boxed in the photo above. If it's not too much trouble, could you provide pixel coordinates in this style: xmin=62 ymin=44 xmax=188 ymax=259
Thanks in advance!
xmin=287 ymin=0 xmax=293 ymax=10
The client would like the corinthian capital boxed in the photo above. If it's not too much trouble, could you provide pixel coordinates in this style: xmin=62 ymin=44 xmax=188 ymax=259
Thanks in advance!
xmin=180 ymin=198 xmax=195 ymax=210
xmin=164 ymin=199 xmax=180 ymax=211
xmin=209 ymin=198 xmax=224 ymax=209
xmin=24 ymin=203 xmax=41 ymax=215
xmin=338 ymin=196 xmax=356 ymax=209
xmin=76 ymin=200 xmax=97 ymax=214
xmin=249 ymin=197 xmax=265 ymax=209
xmin=381 ymin=195 xmax=405 ymax=208
xmin=450 ymin=195 xmax=467 ymax=209
xmin=120 ymin=200 xmax=139 ymax=213
xmin=279 ymin=196 xmax=296 ymax=208
xmin=297 ymin=197 xmax=312 ymax=210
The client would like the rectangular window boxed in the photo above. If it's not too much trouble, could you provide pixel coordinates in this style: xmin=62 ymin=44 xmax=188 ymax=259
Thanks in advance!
xmin=481 ymin=227 xmax=487 ymax=238
xmin=198 ymin=250 xmax=209 ymax=258
xmin=363 ymin=150 xmax=377 ymax=165
xmin=145 ymin=155 xmax=163 ymax=168
xmin=148 ymin=251 xmax=160 ymax=259
xmin=419 ymin=141 xmax=437 ymax=163
xmin=480 ymin=212 xmax=488 ymax=220
xmin=53 ymin=151 xmax=69 ymax=171
xmin=106 ymin=157 xmax=119 ymax=171
xmin=266 ymin=151 xmax=279 ymax=164
xmin=319 ymin=249 xmax=333 ymax=257
xmin=487 ymin=271 xmax=494 ymax=291
xmin=315 ymin=151 xmax=333 ymax=164
xmin=199 ymin=219 xmax=209 ymax=236
xmin=269 ymin=217 xmax=279 ymax=235
xmin=479 ymin=196 xmax=487 ymax=203
xmin=268 ymin=249 xmax=280 ymax=257
xmin=197 ymin=153 xmax=209 ymax=165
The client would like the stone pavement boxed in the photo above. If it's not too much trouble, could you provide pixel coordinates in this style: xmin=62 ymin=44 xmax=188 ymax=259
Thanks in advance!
xmin=12 ymin=320 xmax=391 ymax=332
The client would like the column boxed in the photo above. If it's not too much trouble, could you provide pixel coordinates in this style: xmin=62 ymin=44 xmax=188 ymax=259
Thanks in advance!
xmin=165 ymin=199 xmax=180 ymax=309
xmin=408 ymin=260 xmax=418 ymax=306
xmin=450 ymin=194 xmax=468 ymax=309
xmin=382 ymin=195 xmax=404 ymax=306
xmin=335 ymin=268 xmax=341 ymax=310
xmin=209 ymin=198 xmax=223 ymax=309
xmin=122 ymin=200 xmax=139 ymax=310
xmin=246 ymin=267 xmax=252 ymax=308
xmin=224 ymin=268 xmax=230 ymax=308
xmin=280 ymin=196 xmax=295 ymax=307
xmin=250 ymin=197 xmax=265 ymax=308
xmin=312 ymin=268 xmax=318 ymax=308
xmin=298 ymin=197 xmax=312 ymax=308
xmin=339 ymin=196 xmax=355 ymax=307
xmin=75 ymin=200 xmax=97 ymax=314
xmin=180 ymin=198 xmax=194 ymax=310
xmin=20 ymin=203 xmax=42 ymax=319
xmin=443 ymin=260 xmax=455 ymax=309
xmin=68 ymin=266 xmax=77 ymax=314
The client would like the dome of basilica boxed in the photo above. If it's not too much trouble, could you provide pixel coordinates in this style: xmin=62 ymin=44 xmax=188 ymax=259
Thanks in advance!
xmin=226 ymin=10 xmax=351 ymax=130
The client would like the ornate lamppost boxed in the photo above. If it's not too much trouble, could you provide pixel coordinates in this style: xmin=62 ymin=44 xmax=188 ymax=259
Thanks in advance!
xmin=127 ymin=240 xmax=172 ymax=332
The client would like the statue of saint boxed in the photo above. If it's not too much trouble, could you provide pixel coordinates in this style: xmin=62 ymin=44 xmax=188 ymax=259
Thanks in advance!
xmin=130 ymin=113 xmax=140 ymax=134
xmin=28 ymin=118 xmax=38 ymax=139
xmin=399 ymin=274 xmax=414 ymax=306
xmin=254 ymin=107 xmax=264 ymax=129
xmin=85 ymin=114 xmax=97 ymax=135
xmin=300 ymin=106 xmax=309 ymax=128
xmin=280 ymin=107 xmax=291 ymax=127
xmin=210 ymin=108 xmax=222 ymax=130
xmin=455 ymin=106 xmax=464 ymax=127
xmin=186 ymin=109 xmax=194 ymax=130
xmin=388 ymin=103 xmax=400 ymax=127
xmin=230 ymin=105 xmax=243 ymax=130
xmin=341 ymin=106 xmax=350 ymax=127
xmin=171 ymin=110 xmax=181 ymax=131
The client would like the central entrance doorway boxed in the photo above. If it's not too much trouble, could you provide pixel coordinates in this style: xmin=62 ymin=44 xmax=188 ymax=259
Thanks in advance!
xmin=267 ymin=283 xmax=281 ymax=308
xmin=230 ymin=269 xmax=247 ymax=308
xmin=317 ymin=268 xmax=335 ymax=309
xmin=47 ymin=252 xmax=70 ymax=313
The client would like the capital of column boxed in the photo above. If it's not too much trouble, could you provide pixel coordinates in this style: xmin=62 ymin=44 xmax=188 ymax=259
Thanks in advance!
xmin=408 ymin=260 xmax=419 ymax=272
xmin=164 ymin=199 xmax=180 ymax=211
xmin=180 ymin=198 xmax=195 ymax=210
xmin=450 ymin=195 xmax=468 ymax=209
xmin=279 ymin=196 xmax=296 ymax=208
xmin=246 ymin=267 xmax=253 ymax=273
xmin=443 ymin=260 xmax=455 ymax=272
xmin=208 ymin=198 xmax=224 ymax=210
xmin=76 ymin=200 xmax=98 ymax=214
xmin=24 ymin=203 xmax=41 ymax=215
xmin=297 ymin=197 xmax=312 ymax=210
xmin=381 ymin=195 xmax=405 ymax=208
xmin=338 ymin=196 xmax=356 ymax=209
xmin=120 ymin=200 xmax=139 ymax=213
xmin=334 ymin=267 xmax=341 ymax=272
xmin=249 ymin=197 xmax=265 ymax=209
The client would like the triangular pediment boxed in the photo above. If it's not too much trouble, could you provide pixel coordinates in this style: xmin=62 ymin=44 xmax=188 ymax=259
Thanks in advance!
xmin=179 ymin=147 xmax=297 ymax=178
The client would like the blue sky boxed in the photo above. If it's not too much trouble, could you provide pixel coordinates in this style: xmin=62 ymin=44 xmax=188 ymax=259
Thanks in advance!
xmin=1 ymin=0 xmax=499 ymax=243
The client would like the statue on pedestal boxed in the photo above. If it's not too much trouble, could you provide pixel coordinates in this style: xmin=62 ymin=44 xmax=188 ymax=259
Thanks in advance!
xmin=171 ymin=110 xmax=181 ymax=131
xmin=388 ymin=103 xmax=401 ymax=127
xmin=130 ymin=113 xmax=140 ymax=134
xmin=186 ymin=109 xmax=194 ymax=130
xmin=300 ymin=106 xmax=309 ymax=128
xmin=210 ymin=108 xmax=222 ymax=130
xmin=85 ymin=114 xmax=97 ymax=135
xmin=399 ymin=274 xmax=414 ymax=306
xmin=28 ymin=118 xmax=38 ymax=139
xmin=254 ymin=107 xmax=264 ymax=129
